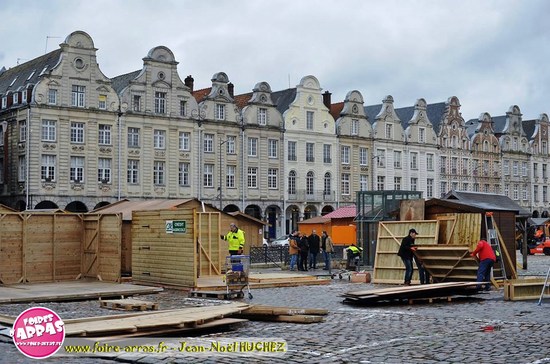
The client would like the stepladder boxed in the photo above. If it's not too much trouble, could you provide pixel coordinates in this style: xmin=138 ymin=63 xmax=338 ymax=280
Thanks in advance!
xmin=485 ymin=212 xmax=507 ymax=281
xmin=538 ymin=266 xmax=550 ymax=306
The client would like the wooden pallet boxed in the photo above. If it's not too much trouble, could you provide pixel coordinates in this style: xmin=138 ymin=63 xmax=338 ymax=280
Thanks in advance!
xmin=188 ymin=290 xmax=244 ymax=299
xmin=100 ymin=298 xmax=159 ymax=311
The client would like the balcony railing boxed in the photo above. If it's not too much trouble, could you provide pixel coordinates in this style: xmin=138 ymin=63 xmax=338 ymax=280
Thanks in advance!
xmin=287 ymin=189 xmax=336 ymax=202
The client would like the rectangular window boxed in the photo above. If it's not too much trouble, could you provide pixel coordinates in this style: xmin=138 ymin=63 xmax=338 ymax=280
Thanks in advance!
xmin=521 ymin=161 xmax=527 ymax=176
xmin=288 ymin=141 xmax=297 ymax=161
xmin=522 ymin=185 xmax=528 ymax=200
xmin=41 ymin=154 xmax=56 ymax=181
xmin=268 ymin=139 xmax=278 ymax=158
xmin=22 ymin=89 xmax=27 ymax=103
xmin=71 ymin=122 xmax=85 ymax=143
xmin=385 ymin=123 xmax=392 ymax=139
xmin=179 ymin=100 xmax=187 ymax=117
xmin=127 ymin=159 xmax=139 ymax=184
xmin=410 ymin=177 xmax=418 ymax=191
xmin=98 ymin=158 xmax=111 ymax=183
xmin=513 ymin=184 xmax=519 ymax=200
xmin=153 ymin=161 xmax=165 ymax=185
xmin=419 ymin=128 xmax=425 ymax=143
xmin=351 ymin=119 xmax=359 ymax=135
xmin=341 ymin=146 xmax=350 ymax=164
xmin=48 ymin=89 xmax=57 ymax=105
xmin=394 ymin=177 xmax=402 ymax=190
xmin=410 ymin=152 xmax=418 ymax=170
xmin=360 ymin=175 xmax=368 ymax=191
xmin=440 ymin=181 xmax=447 ymax=197
xmin=504 ymin=184 xmax=509 ymax=197
xmin=128 ymin=127 xmax=140 ymax=148
xmin=203 ymin=134 xmax=214 ymax=153
xmin=513 ymin=161 xmax=519 ymax=176
xmin=426 ymin=154 xmax=434 ymax=171
xmin=19 ymin=121 xmax=26 ymax=142
xmin=323 ymin=144 xmax=332 ymax=163
xmin=394 ymin=151 xmax=402 ymax=169
xmin=463 ymin=183 xmax=468 ymax=191
xmin=13 ymin=93 xmax=19 ymax=104
xmin=268 ymin=168 xmax=278 ymax=189
xmin=41 ymin=119 xmax=56 ymax=142
xmin=306 ymin=111 xmax=314 ymax=130
xmin=133 ymin=95 xmax=141 ymax=112
xmin=427 ymin=178 xmax=434 ymax=198
xmin=440 ymin=156 xmax=447 ymax=173
xmin=98 ymin=124 xmax=111 ymax=145
xmin=179 ymin=132 xmax=190 ymax=151
xmin=70 ymin=156 xmax=85 ymax=182
xmin=153 ymin=129 xmax=166 ymax=149
xmin=226 ymin=136 xmax=236 ymax=154
xmin=178 ymin=162 xmax=189 ymax=186
xmin=504 ymin=160 xmax=510 ymax=175
xmin=18 ymin=155 xmax=26 ymax=181
xmin=543 ymin=141 xmax=548 ymax=155
xmin=306 ymin=143 xmax=314 ymax=162
xmin=247 ymin=167 xmax=258 ymax=188
xmin=98 ymin=94 xmax=107 ymax=110
xmin=377 ymin=149 xmax=385 ymax=167
xmin=258 ymin=108 xmax=267 ymax=125
xmin=215 ymin=104 xmax=225 ymax=120
xmin=203 ymin=164 xmax=214 ymax=187
xmin=462 ymin=158 xmax=469 ymax=175
xmin=534 ymin=163 xmax=539 ymax=178
xmin=341 ymin=173 xmax=350 ymax=195
xmin=248 ymin=137 xmax=258 ymax=157
xmin=71 ymin=85 xmax=85 ymax=107
xmin=544 ymin=186 xmax=548 ymax=202
xmin=359 ymin=148 xmax=368 ymax=166
xmin=377 ymin=176 xmax=385 ymax=191
xmin=451 ymin=157 xmax=458 ymax=174
xmin=154 ymin=92 xmax=166 ymax=114
xmin=543 ymin=164 xmax=548 ymax=179
xmin=226 ymin=165 xmax=235 ymax=188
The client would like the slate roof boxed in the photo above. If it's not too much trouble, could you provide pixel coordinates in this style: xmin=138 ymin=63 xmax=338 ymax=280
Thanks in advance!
xmin=271 ymin=88 xmax=296 ymax=114
xmin=393 ymin=102 xmax=446 ymax=134
xmin=0 ymin=49 xmax=62 ymax=96
xmin=443 ymin=190 xmax=530 ymax=215
xmin=364 ymin=104 xmax=383 ymax=125
xmin=492 ymin=115 xmax=507 ymax=134
xmin=111 ymin=70 xmax=141 ymax=94
xmin=465 ymin=118 xmax=479 ymax=138
xmin=522 ymin=119 xmax=536 ymax=139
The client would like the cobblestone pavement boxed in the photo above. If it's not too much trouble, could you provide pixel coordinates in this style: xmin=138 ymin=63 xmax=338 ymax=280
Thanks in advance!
xmin=0 ymin=253 xmax=549 ymax=363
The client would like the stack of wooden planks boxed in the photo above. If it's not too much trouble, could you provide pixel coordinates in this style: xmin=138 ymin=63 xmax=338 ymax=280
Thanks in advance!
xmin=234 ymin=305 xmax=328 ymax=324
xmin=342 ymin=282 xmax=483 ymax=305
xmin=504 ymin=278 xmax=550 ymax=301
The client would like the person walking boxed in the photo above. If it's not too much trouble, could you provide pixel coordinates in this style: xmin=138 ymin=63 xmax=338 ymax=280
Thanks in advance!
xmin=288 ymin=231 xmax=300 ymax=271
xmin=470 ymin=238 xmax=496 ymax=291
xmin=322 ymin=231 xmax=334 ymax=274
xmin=397 ymin=228 xmax=418 ymax=285
xmin=220 ymin=223 xmax=245 ymax=256
xmin=298 ymin=232 xmax=309 ymax=271
xmin=308 ymin=229 xmax=321 ymax=269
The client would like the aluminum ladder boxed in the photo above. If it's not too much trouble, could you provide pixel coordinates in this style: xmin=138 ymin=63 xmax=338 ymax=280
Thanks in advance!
xmin=537 ymin=266 xmax=550 ymax=306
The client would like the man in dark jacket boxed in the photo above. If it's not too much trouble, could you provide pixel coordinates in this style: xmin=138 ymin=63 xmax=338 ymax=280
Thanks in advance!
xmin=397 ymin=228 xmax=418 ymax=285
xmin=297 ymin=232 xmax=309 ymax=271
xmin=308 ymin=230 xmax=321 ymax=269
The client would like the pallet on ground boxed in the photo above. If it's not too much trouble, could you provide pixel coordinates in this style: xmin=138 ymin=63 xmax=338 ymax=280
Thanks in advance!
xmin=188 ymin=290 xmax=244 ymax=299
xmin=99 ymin=298 xmax=159 ymax=311
xmin=232 ymin=304 xmax=328 ymax=324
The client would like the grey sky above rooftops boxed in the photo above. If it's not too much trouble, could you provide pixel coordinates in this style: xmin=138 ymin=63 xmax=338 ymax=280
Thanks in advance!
xmin=1 ymin=0 xmax=549 ymax=122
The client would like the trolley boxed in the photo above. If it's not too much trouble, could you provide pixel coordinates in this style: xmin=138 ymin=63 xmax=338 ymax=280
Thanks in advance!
xmin=225 ymin=255 xmax=253 ymax=299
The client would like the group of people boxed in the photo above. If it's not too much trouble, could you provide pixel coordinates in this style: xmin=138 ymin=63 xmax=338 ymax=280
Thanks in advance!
xmin=288 ymin=229 xmax=335 ymax=273
xmin=399 ymin=227 xmax=498 ymax=291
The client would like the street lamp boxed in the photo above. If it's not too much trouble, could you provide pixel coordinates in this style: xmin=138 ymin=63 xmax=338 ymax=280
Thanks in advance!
xmin=219 ymin=138 xmax=229 ymax=210
xmin=371 ymin=154 xmax=380 ymax=191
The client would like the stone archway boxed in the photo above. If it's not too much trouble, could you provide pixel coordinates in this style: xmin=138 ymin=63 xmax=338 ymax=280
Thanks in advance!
xmin=321 ymin=205 xmax=335 ymax=216
xmin=265 ymin=205 xmax=282 ymax=240
xmin=304 ymin=204 xmax=318 ymax=220
xmin=15 ymin=200 xmax=26 ymax=211
xmin=532 ymin=210 xmax=540 ymax=218
xmin=34 ymin=200 xmax=59 ymax=210
xmin=93 ymin=201 xmax=111 ymax=210
xmin=244 ymin=205 xmax=262 ymax=220
xmin=223 ymin=204 xmax=240 ymax=213
xmin=66 ymin=201 xmax=89 ymax=213
xmin=286 ymin=205 xmax=301 ymax=235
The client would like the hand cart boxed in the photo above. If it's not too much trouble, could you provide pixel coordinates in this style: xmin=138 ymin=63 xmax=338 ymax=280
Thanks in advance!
xmin=225 ymin=255 xmax=253 ymax=299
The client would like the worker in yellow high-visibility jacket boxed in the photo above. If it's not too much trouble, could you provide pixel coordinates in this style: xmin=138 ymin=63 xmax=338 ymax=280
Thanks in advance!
xmin=221 ymin=223 xmax=245 ymax=255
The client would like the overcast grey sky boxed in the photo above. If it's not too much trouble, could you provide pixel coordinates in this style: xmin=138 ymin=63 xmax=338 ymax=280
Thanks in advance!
xmin=1 ymin=0 xmax=549 ymax=121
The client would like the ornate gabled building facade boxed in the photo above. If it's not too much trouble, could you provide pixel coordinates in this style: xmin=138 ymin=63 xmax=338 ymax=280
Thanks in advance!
xmin=332 ymin=90 xmax=374 ymax=199
xmin=272 ymin=75 xmax=337 ymax=232
xmin=492 ymin=105 xmax=531 ymax=210
xmin=465 ymin=112 xmax=502 ymax=194
xmin=522 ymin=113 xmax=550 ymax=215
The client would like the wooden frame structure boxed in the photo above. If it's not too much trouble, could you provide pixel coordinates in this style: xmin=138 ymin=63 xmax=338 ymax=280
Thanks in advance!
xmin=0 ymin=212 xmax=121 ymax=285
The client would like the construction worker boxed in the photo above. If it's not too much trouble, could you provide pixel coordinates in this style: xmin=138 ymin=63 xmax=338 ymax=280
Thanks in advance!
xmin=397 ymin=228 xmax=418 ymax=285
xmin=221 ymin=223 xmax=245 ymax=255
xmin=346 ymin=244 xmax=363 ymax=271
xmin=470 ymin=239 xmax=496 ymax=291
xmin=535 ymin=227 xmax=545 ymax=242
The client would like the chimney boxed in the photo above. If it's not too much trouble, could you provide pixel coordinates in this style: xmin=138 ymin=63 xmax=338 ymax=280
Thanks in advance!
xmin=323 ymin=91 xmax=332 ymax=109
xmin=184 ymin=75 xmax=194 ymax=92
xmin=228 ymin=82 xmax=234 ymax=97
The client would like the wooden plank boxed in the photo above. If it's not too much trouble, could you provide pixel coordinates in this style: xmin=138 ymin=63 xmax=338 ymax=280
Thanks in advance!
xmin=243 ymin=305 xmax=328 ymax=316
xmin=235 ymin=314 xmax=324 ymax=324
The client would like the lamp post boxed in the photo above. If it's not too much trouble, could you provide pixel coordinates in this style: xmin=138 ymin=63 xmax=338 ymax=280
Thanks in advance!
xmin=219 ymin=138 xmax=229 ymax=210
xmin=371 ymin=154 xmax=380 ymax=191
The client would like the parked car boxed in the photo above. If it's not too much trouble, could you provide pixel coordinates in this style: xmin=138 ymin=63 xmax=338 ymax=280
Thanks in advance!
xmin=270 ymin=235 xmax=290 ymax=247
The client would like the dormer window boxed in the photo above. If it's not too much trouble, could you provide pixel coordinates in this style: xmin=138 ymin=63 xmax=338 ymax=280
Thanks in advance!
xmin=1 ymin=96 xmax=7 ymax=109
xmin=22 ymin=89 xmax=27 ymax=103
xmin=13 ymin=93 xmax=18 ymax=104
xmin=215 ymin=104 xmax=225 ymax=120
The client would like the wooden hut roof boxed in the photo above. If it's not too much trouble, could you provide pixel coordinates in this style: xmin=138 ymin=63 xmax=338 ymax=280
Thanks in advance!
xmin=442 ymin=191 xmax=530 ymax=215
xmin=92 ymin=198 xmax=197 ymax=221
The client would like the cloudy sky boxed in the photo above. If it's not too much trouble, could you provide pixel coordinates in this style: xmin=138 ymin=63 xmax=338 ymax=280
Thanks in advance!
xmin=1 ymin=0 xmax=549 ymax=121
